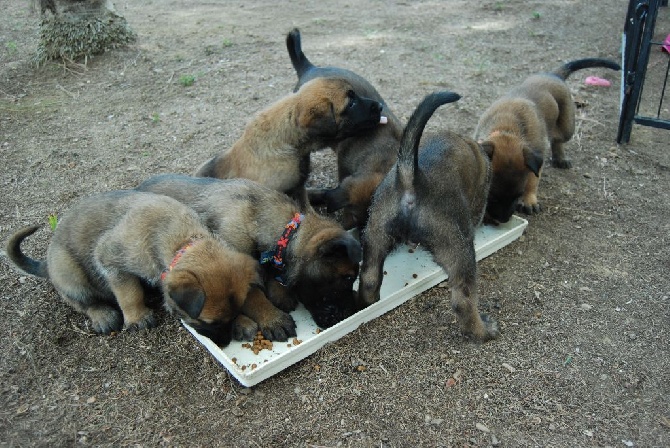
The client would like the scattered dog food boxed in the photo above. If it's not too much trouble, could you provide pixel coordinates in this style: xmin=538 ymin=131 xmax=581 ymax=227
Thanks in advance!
xmin=242 ymin=331 xmax=273 ymax=355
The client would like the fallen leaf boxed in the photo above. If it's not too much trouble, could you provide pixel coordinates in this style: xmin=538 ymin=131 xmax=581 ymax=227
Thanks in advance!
xmin=476 ymin=422 xmax=490 ymax=433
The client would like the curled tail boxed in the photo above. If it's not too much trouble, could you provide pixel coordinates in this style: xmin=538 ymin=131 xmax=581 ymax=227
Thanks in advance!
xmin=397 ymin=91 xmax=461 ymax=187
xmin=5 ymin=225 xmax=49 ymax=278
xmin=552 ymin=58 xmax=621 ymax=80
xmin=286 ymin=28 xmax=314 ymax=78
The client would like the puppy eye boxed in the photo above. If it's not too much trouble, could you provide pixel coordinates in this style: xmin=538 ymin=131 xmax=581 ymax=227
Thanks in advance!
xmin=347 ymin=90 xmax=357 ymax=108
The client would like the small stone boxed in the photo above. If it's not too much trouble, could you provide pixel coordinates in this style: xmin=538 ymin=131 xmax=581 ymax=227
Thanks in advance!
xmin=580 ymin=303 xmax=593 ymax=311
xmin=476 ymin=423 xmax=490 ymax=433
xmin=502 ymin=363 xmax=516 ymax=373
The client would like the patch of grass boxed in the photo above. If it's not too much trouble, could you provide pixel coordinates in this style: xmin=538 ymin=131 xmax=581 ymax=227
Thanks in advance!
xmin=5 ymin=41 xmax=18 ymax=54
xmin=222 ymin=38 xmax=233 ymax=48
xmin=150 ymin=112 xmax=160 ymax=123
xmin=0 ymin=98 xmax=62 ymax=114
xmin=48 ymin=214 xmax=58 ymax=231
xmin=178 ymin=74 xmax=196 ymax=87
xmin=532 ymin=11 xmax=541 ymax=20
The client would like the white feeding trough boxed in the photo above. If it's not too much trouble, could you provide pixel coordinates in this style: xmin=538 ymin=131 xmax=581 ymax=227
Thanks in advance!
xmin=184 ymin=215 xmax=528 ymax=387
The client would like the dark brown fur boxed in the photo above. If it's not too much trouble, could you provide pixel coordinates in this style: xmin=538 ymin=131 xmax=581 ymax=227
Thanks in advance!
xmin=194 ymin=76 xmax=382 ymax=210
xmin=136 ymin=175 xmax=362 ymax=329
xmin=4 ymin=190 xmax=265 ymax=347
xmin=286 ymin=28 xmax=403 ymax=229
xmin=474 ymin=58 xmax=621 ymax=224
xmin=358 ymin=92 xmax=499 ymax=342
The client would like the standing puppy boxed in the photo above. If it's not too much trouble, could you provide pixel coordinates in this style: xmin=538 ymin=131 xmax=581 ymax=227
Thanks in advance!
xmin=359 ymin=92 xmax=498 ymax=342
xmin=286 ymin=28 xmax=403 ymax=229
xmin=195 ymin=76 xmax=383 ymax=210
xmin=137 ymin=175 xmax=362 ymax=329
xmin=5 ymin=190 xmax=266 ymax=347
xmin=474 ymin=58 xmax=620 ymax=224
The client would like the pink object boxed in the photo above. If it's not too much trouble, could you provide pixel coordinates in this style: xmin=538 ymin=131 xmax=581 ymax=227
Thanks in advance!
xmin=584 ymin=76 xmax=612 ymax=87
xmin=662 ymin=34 xmax=670 ymax=54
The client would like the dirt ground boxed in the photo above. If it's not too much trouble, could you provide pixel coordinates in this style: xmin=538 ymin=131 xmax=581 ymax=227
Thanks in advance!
xmin=1 ymin=1 xmax=669 ymax=447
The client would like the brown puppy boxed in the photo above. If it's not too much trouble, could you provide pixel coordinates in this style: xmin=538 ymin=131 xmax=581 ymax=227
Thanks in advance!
xmin=136 ymin=175 xmax=362 ymax=329
xmin=358 ymin=92 xmax=499 ymax=342
xmin=474 ymin=58 xmax=621 ymax=224
xmin=287 ymin=28 xmax=403 ymax=229
xmin=4 ymin=190 xmax=270 ymax=347
xmin=194 ymin=76 xmax=383 ymax=210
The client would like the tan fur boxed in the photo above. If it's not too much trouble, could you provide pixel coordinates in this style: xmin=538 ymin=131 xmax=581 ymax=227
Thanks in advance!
xmin=195 ymin=77 xmax=382 ymax=210
xmin=136 ymin=175 xmax=362 ymax=329
xmin=359 ymin=92 xmax=498 ymax=342
xmin=474 ymin=58 xmax=620 ymax=223
xmin=5 ymin=190 xmax=262 ymax=347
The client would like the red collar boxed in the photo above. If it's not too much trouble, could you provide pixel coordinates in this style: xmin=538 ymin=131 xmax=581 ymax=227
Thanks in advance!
xmin=259 ymin=213 xmax=304 ymax=280
xmin=161 ymin=240 xmax=199 ymax=281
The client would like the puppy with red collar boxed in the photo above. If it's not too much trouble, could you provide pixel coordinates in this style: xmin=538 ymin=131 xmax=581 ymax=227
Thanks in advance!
xmin=4 ymin=190 xmax=292 ymax=347
xmin=137 ymin=175 xmax=362 ymax=330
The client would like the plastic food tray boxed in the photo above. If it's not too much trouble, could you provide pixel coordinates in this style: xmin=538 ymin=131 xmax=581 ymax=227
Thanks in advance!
xmin=184 ymin=215 xmax=528 ymax=386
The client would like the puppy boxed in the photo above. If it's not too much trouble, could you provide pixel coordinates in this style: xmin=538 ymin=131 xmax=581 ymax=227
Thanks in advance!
xmin=4 ymin=190 xmax=276 ymax=347
xmin=137 ymin=175 xmax=362 ymax=329
xmin=358 ymin=92 xmax=499 ymax=342
xmin=195 ymin=76 xmax=383 ymax=210
xmin=474 ymin=58 xmax=621 ymax=224
xmin=286 ymin=28 xmax=403 ymax=229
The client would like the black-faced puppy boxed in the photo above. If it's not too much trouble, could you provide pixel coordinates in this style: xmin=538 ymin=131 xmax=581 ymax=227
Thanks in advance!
xmin=358 ymin=92 xmax=499 ymax=342
xmin=474 ymin=58 xmax=621 ymax=224
xmin=194 ymin=76 xmax=383 ymax=210
xmin=286 ymin=28 xmax=403 ymax=229
xmin=137 ymin=175 xmax=362 ymax=329
xmin=4 ymin=190 xmax=264 ymax=347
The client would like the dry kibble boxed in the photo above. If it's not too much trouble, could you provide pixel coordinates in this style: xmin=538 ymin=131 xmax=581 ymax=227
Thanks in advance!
xmin=243 ymin=331 xmax=274 ymax=355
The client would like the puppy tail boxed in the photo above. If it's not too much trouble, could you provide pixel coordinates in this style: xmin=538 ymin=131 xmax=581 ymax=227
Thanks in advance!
xmin=286 ymin=28 xmax=314 ymax=79
xmin=5 ymin=225 xmax=49 ymax=278
xmin=397 ymin=91 xmax=461 ymax=187
xmin=552 ymin=58 xmax=621 ymax=80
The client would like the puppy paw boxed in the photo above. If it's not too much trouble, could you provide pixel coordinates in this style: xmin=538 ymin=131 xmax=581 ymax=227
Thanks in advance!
xmin=258 ymin=311 xmax=297 ymax=341
xmin=87 ymin=306 xmax=124 ymax=334
xmin=232 ymin=314 xmax=259 ymax=341
xmin=461 ymin=313 xmax=500 ymax=342
xmin=517 ymin=201 xmax=542 ymax=215
xmin=266 ymin=280 xmax=299 ymax=312
xmin=479 ymin=313 xmax=500 ymax=341
xmin=551 ymin=158 xmax=572 ymax=169
xmin=125 ymin=312 xmax=157 ymax=332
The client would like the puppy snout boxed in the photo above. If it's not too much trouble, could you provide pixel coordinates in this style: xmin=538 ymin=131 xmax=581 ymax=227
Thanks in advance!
xmin=371 ymin=102 xmax=382 ymax=114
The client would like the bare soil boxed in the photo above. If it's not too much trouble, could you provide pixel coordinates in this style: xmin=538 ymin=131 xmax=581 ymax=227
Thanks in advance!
xmin=1 ymin=1 xmax=669 ymax=447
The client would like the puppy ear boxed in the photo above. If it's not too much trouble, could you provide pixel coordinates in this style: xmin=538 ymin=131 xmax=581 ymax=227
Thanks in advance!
xmin=480 ymin=141 xmax=495 ymax=159
xmin=296 ymin=100 xmax=338 ymax=136
xmin=165 ymin=272 xmax=206 ymax=319
xmin=318 ymin=236 xmax=362 ymax=263
xmin=523 ymin=147 xmax=544 ymax=177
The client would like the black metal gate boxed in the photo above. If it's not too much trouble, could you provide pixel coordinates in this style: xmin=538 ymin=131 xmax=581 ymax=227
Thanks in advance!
xmin=617 ymin=0 xmax=670 ymax=143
